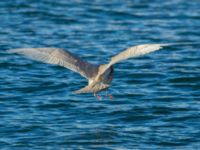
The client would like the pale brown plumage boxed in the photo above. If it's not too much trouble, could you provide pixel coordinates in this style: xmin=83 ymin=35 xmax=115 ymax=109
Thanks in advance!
xmin=8 ymin=43 xmax=172 ymax=94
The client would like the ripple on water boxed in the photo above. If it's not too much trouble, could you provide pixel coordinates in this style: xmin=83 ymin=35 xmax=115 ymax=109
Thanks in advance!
xmin=0 ymin=0 xmax=200 ymax=149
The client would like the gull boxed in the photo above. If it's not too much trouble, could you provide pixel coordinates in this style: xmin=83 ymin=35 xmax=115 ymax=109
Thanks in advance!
xmin=7 ymin=43 xmax=184 ymax=99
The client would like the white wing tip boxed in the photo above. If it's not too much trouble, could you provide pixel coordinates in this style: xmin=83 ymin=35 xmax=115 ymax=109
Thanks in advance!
xmin=7 ymin=48 xmax=19 ymax=53
xmin=7 ymin=48 xmax=29 ymax=54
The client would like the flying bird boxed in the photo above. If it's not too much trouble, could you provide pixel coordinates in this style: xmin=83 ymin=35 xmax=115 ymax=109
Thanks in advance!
xmin=7 ymin=43 xmax=176 ymax=99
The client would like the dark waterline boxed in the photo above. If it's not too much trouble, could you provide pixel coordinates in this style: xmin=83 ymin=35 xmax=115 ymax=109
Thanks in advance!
xmin=0 ymin=0 xmax=200 ymax=149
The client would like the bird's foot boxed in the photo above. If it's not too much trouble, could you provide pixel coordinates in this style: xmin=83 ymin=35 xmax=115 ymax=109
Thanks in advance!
xmin=97 ymin=95 xmax=102 ymax=100
xmin=105 ymin=91 xmax=113 ymax=100
xmin=94 ymin=92 xmax=112 ymax=101
xmin=109 ymin=94 xmax=113 ymax=100
xmin=94 ymin=93 xmax=102 ymax=100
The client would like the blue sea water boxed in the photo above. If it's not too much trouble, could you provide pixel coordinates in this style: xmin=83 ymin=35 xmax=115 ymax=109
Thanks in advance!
xmin=0 ymin=0 xmax=200 ymax=149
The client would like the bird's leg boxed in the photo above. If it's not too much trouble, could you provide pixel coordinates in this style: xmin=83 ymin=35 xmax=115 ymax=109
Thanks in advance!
xmin=109 ymin=94 xmax=113 ymax=100
xmin=105 ymin=90 xmax=113 ymax=100
xmin=94 ymin=93 xmax=102 ymax=100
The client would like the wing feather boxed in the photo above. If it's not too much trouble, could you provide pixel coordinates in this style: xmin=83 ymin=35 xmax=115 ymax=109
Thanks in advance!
xmin=8 ymin=48 xmax=98 ymax=79
xmin=98 ymin=44 xmax=169 ymax=76
xmin=109 ymin=44 xmax=169 ymax=65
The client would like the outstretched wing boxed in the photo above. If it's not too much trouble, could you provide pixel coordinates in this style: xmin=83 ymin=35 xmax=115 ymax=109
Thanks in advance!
xmin=108 ymin=42 xmax=199 ymax=66
xmin=109 ymin=44 xmax=169 ymax=65
xmin=8 ymin=48 xmax=98 ymax=79
xmin=98 ymin=44 xmax=169 ymax=76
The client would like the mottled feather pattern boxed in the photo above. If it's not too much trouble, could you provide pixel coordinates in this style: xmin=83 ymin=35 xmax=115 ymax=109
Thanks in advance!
xmin=8 ymin=48 xmax=98 ymax=79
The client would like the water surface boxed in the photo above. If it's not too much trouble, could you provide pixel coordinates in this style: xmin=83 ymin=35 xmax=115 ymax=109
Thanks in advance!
xmin=0 ymin=0 xmax=200 ymax=149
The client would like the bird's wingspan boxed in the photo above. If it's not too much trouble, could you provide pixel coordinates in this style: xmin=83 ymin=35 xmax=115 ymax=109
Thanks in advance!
xmin=98 ymin=44 xmax=169 ymax=76
xmin=8 ymin=48 xmax=98 ymax=79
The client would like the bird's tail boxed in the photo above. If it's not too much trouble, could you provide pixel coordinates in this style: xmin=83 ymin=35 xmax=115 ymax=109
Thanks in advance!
xmin=73 ymin=85 xmax=93 ymax=94
xmin=73 ymin=83 xmax=110 ymax=94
